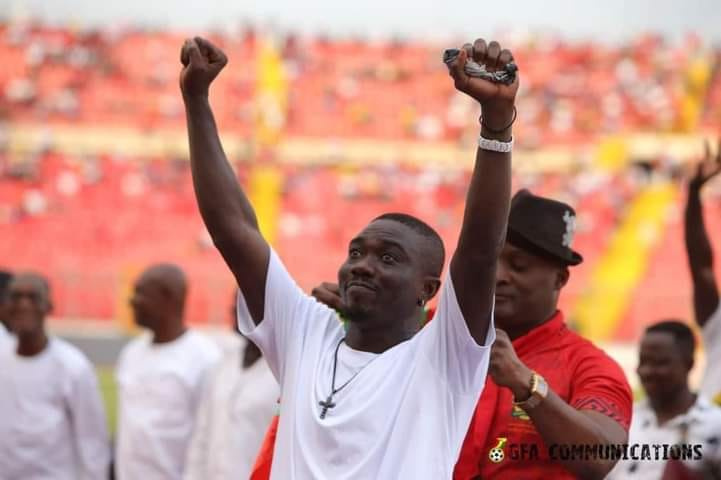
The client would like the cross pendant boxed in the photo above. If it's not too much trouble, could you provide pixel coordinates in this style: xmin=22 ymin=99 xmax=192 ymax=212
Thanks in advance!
xmin=319 ymin=394 xmax=336 ymax=419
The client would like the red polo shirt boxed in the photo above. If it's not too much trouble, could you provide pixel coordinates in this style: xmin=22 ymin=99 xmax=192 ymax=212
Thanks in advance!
xmin=454 ymin=311 xmax=632 ymax=479
xmin=251 ymin=311 xmax=632 ymax=479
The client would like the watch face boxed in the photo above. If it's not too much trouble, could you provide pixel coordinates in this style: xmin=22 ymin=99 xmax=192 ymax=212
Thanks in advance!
xmin=536 ymin=375 xmax=549 ymax=398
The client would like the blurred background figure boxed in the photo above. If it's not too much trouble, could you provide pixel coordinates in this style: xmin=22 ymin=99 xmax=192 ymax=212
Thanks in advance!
xmin=684 ymin=139 xmax=721 ymax=406
xmin=0 ymin=272 xmax=110 ymax=479
xmin=608 ymin=320 xmax=721 ymax=479
xmin=184 ymin=299 xmax=279 ymax=480
xmin=115 ymin=264 xmax=220 ymax=480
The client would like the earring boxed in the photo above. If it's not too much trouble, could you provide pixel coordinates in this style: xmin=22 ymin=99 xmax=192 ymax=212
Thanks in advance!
xmin=417 ymin=298 xmax=425 ymax=307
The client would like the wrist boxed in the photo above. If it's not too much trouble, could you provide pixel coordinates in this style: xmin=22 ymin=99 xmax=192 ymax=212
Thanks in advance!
xmin=688 ymin=183 xmax=703 ymax=195
xmin=480 ymin=104 xmax=515 ymax=142
xmin=480 ymin=126 xmax=513 ymax=142
xmin=509 ymin=365 xmax=534 ymax=400
xmin=182 ymin=91 xmax=210 ymax=105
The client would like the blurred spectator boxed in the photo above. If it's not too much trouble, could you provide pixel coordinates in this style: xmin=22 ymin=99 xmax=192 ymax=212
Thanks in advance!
xmin=115 ymin=264 xmax=221 ymax=480
xmin=684 ymin=139 xmax=721 ymax=405
xmin=185 ymin=300 xmax=279 ymax=480
xmin=607 ymin=321 xmax=721 ymax=479
xmin=0 ymin=272 xmax=110 ymax=478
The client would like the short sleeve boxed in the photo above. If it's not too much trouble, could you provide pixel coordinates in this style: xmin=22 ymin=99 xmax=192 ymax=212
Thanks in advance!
xmin=236 ymin=248 xmax=338 ymax=383
xmin=418 ymin=272 xmax=495 ymax=394
xmin=569 ymin=348 xmax=633 ymax=431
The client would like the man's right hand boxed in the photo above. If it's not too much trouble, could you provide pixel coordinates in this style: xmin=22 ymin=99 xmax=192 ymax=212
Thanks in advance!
xmin=689 ymin=138 xmax=721 ymax=192
xmin=179 ymin=37 xmax=228 ymax=99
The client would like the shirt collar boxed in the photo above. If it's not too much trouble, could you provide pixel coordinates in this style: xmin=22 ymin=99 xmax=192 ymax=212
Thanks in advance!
xmin=636 ymin=395 xmax=712 ymax=428
xmin=512 ymin=310 xmax=565 ymax=356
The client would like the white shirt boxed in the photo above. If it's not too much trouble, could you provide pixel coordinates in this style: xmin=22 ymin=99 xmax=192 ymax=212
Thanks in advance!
xmin=184 ymin=345 xmax=279 ymax=480
xmin=0 ymin=322 xmax=10 ymax=345
xmin=236 ymin=249 xmax=495 ymax=480
xmin=701 ymin=303 xmax=721 ymax=404
xmin=115 ymin=330 xmax=221 ymax=480
xmin=607 ymin=396 xmax=721 ymax=479
xmin=0 ymin=337 xmax=110 ymax=480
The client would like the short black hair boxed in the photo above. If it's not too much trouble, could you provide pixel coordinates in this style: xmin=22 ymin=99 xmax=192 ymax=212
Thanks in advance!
xmin=373 ymin=213 xmax=445 ymax=277
xmin=10 ymin=272 xmax=52 ymax=302
xmin=645 ymin=320 xmax=696 ymax=364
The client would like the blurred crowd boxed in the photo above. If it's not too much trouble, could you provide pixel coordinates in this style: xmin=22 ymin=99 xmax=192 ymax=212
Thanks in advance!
xmin=0 ymin=147 xmax=668 ymax=326
xmin=0 ymin=20 xmax=719 ymax=146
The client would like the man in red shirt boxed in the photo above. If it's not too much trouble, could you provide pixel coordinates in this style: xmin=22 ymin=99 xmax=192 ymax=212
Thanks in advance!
xmin=454 ymin=189 xmax=631 ymax=479
xmin=251 ymin=190 xmax=632 ymax=479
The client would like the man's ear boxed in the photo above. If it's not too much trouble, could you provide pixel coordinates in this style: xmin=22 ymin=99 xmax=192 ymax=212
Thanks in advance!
xmin=422 ymin=276 xmax=442 ymax=303
xmin=555 ymin=267 xmax=570 ymax=290
xmin=686 ymin=354 xmax=695 ymax=372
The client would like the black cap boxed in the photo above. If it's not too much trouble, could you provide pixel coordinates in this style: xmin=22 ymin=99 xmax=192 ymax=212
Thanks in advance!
xmin=506 ymin=189 xmax=583 ymax=266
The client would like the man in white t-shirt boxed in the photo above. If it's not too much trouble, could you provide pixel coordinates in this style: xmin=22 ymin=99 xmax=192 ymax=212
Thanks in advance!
xmin=181 ymin=36 xmax=516 ymax=478
xmin=0 ymin=272 xmax=110 ymax=479
xmin=684 ymin=139 xmax=721 ymax=405
xmin=115 ymin=264 xmax=221 ymax=480
xmin=607 ymin=321 xmax=721 ymax=479
xmin=184 ymin=334 xmax=279 ymax=480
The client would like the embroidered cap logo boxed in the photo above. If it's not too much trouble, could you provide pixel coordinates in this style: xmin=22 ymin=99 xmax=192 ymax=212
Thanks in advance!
xmin=562 ymin=211 xmax=576 ymax=248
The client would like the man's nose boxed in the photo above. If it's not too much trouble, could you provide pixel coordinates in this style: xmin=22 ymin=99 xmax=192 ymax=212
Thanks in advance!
xmin=350 ymin=257 xmax=374 ymax=277
xmin=496 ymin=261 xmax=510 ymax=284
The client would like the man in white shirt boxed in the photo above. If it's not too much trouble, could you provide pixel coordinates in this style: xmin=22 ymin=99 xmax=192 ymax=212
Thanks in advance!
xmin=684 ymin=139 xmax=721 ymax=405
xmin=181 ymin=36 xmax=515 ymax=478
xmin=115 ymin=263 xmax=221 ymax=480
xmin=185 ymin=334 xmax=279 ymax=480
xmin=608 ymin=321 xmax=721 ymax=479
xmin=0 ymin=272 xmax=110 ymax=479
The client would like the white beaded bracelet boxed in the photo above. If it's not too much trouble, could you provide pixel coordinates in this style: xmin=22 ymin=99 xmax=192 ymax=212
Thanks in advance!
xmin=478 ymin=136 xmax=513 ymax=153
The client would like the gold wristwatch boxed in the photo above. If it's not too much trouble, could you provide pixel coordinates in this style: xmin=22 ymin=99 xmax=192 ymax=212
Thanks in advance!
xmin=512 ymin=371 xmax=548 ymax=410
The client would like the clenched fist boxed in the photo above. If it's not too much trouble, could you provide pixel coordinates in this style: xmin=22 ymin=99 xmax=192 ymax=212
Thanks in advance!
xmin=179 ymin=37 xmax=228 ymax=99
xmin=445 ymin=38 xmax=519 ymax=134
xmin=489 ymin=328 xmax=533 ymax=401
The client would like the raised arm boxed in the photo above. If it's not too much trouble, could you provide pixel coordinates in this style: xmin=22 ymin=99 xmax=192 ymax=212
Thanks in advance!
xmin=180 ymin=37 xmax=269 ymax=323
xmin=446 ymin=40 xmax=518 ymax=344
xmin=684 ymin=139 xmax=721 ymax=327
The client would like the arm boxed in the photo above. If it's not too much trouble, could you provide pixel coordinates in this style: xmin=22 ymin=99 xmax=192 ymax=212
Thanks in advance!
xmin=523 ymin=396 xmax=626 ymax=479
xmin=684 ymin=139 xmax=721 ymax=327
xmin=491 ymin=329 xmax=630 ymax=479
xmin=446 ymin=40 xmax=518 ymax=344
xmin=69 ymin=363 xmax=111 ymax=480
xmin=181 ymin=37 xmax=269 ymax=324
